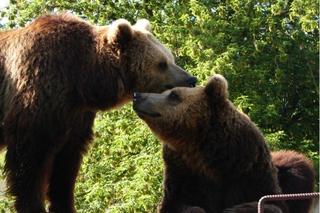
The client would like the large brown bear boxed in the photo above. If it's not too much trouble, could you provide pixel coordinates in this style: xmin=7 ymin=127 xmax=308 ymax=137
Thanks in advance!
xmin=133 ymin=74 xmax=315 ymax=213
xmin=0 ymin=14 xmax=197 ymax=213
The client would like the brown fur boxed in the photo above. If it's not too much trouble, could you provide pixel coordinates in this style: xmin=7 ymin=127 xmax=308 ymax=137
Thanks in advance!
xmin=272 ymin=151 xmax=315 ymax=213
xmin=0 ymin=13 xmax=195 ymax=213
xmin=133 ymin=74 xmax=315 ymax=213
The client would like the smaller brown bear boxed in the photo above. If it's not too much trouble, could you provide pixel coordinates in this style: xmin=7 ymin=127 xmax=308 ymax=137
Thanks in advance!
xmin=133 ymin=74 xmax=315 ymax=213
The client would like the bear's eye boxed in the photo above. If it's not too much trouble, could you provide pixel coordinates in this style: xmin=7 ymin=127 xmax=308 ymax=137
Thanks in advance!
xmin=168 ymin=91 xmax=180 ymax=101
xmin=158 ymin=61 xmax=168 ymax=70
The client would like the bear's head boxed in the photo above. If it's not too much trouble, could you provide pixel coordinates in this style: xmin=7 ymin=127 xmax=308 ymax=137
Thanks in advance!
xmin=107 ymin=19 xmax=197 ymax=94
xmin=133 ymin=74 xmax=270 ymax=177
xmin=132 ymin=74 xmax=228 ymax=149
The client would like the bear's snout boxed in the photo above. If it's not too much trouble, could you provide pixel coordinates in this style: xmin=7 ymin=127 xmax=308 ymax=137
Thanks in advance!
xmin=132 ymin=93 xmax=162 ymax=118
xmin=133 ymin=92 xmax=143 ymax=102
xmin=187 ymin=77 xmax=198 ymax=87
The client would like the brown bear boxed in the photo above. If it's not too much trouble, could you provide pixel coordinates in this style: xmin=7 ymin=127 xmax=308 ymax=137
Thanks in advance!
xmin=133 ymin=74 xmax=315 ymax=213
xmin=0 ymin=13 xmax=197 ymax=213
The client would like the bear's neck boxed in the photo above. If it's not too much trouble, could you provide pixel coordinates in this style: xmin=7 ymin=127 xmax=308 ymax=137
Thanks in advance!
xmin=160 ymin=128 xmax=219 ymax=180
xmin=75 ymin=36 xmax=135 ymax=111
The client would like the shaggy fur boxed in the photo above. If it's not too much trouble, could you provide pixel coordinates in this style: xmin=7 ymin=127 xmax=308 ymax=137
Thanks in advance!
xmin=0 ymin=13 xmax=195 ymax=213
xmin=272 ymin=151 xmax=315 ymax=213
xmin=133 ymin=74 xmax=315 ymax=213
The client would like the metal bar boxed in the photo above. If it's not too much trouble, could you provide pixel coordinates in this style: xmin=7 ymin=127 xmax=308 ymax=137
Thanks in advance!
xmin=258 ymin=192 xmax=320 ymax=213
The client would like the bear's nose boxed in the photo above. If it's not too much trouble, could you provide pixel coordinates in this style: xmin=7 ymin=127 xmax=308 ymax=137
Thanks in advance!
xmin=133 ymin=92 xmax=142 ymax=102
xmin=187 ymin=77 xmax=197 ymax=87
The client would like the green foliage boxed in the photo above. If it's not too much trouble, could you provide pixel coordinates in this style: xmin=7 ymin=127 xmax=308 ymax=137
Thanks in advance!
xmin=75 ymin=106 xmax=163 ymax=213
xmin=0 ymin=0 xmax=318 ymax=212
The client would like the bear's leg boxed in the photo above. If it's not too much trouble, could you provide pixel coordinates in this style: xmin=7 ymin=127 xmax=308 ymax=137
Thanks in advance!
xmin=48 ymin=112 xmax=94 ymax=213
xmin=47 ymin=143 xmax=85 ymax=213
xmin=159 ymin=145 xmax=208 ymax=213
xmin=5 ymin=137 xmax=53 ymax=213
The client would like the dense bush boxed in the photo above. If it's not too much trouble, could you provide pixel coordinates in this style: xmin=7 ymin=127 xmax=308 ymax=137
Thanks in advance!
xmin=0 ymin=0 xmax=318 ymax=212
xmin=75 ymin=108 xmax=163 ymax=212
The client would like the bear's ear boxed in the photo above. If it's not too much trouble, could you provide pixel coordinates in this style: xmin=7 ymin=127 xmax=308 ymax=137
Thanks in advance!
xmin=205 ymin=74 xmax=228 ymax=101
xmin=133 ymin=19 xmax=152 ymax=32
xmin=108 ymin=19 xmax=133 ymax=47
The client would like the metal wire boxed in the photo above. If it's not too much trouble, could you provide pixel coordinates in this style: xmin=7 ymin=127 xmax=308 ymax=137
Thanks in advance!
xmin=258 ymin=192 xmax=320 ymax=213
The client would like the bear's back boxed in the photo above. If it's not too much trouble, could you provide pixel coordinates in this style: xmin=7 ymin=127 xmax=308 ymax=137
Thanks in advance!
xmin=0 ymin=14 xmax=96 ymax=72
xmin=0 ymin=14 xmax=98 ymax=95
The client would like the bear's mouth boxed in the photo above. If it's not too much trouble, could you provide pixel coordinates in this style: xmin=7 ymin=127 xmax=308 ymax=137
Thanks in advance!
xmin=133 ymin=106 xmax=161 ymax=118
xmin=189 ymin=83 xmax=195 ymax=87
xmin=164 ymin=84 xmax=174 ymax=90
xmin=164 ymin=81 xmax=196 ymax=90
